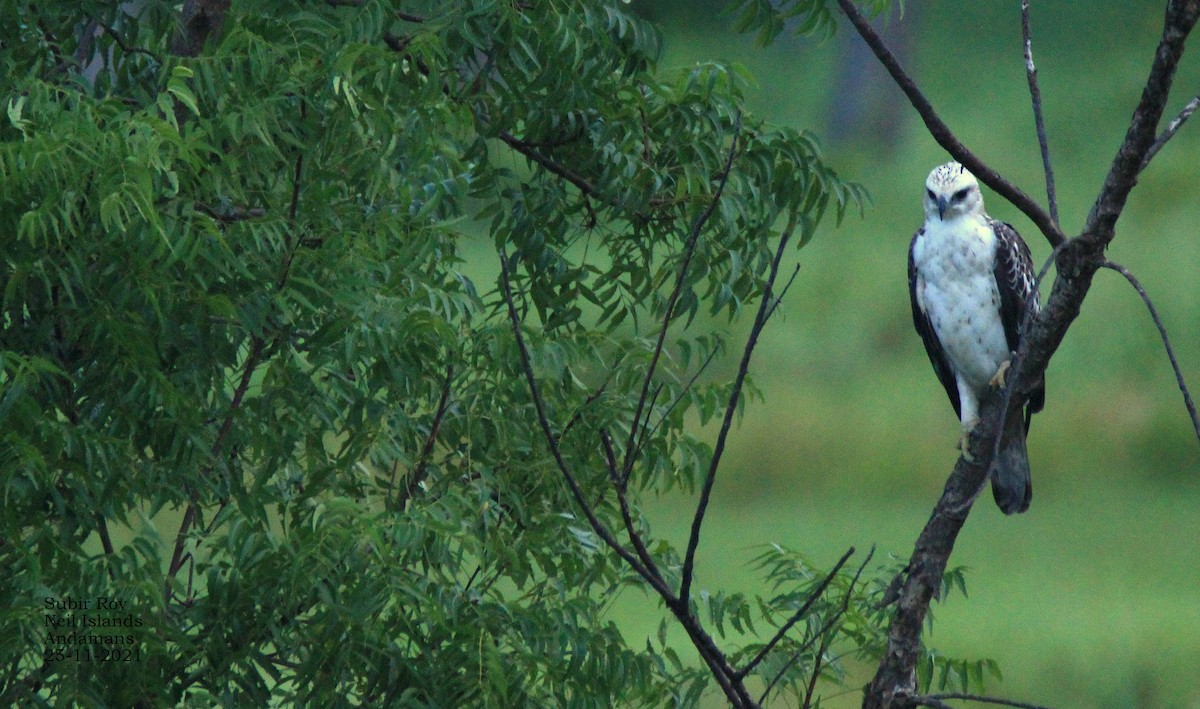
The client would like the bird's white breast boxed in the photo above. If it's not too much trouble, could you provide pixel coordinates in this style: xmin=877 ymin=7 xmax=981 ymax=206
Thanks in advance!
xmin=913 ymin=216 xmax=1010 ymax=392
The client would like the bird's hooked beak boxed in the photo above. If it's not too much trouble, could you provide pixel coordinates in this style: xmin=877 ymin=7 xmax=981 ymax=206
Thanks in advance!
xmin=936 ymin=195 xmax=949 ymax=220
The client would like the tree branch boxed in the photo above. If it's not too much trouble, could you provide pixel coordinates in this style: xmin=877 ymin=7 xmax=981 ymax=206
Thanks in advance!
xmin=834 ymin=0 xmax=1065 ymax=248
xmin=620 ymin=110 xmax=743 ymax=481
xmin=167 ymin=334 xmax=267 ymax=599
xmin=499 ymin=250 xmax=757 ymax=707
xmin=498 ymin=251 xmax=667 ymax=597
xmin=499 ymin=131 xmax=601 ymax=198
xmin=1102 ymin=260 xmax=1200 ymax=443
xmin=916 ymin=693 xmax=1054 ymax=709
xmin=760 ymin=546 xmax=874 ymax=706
xmin=395 ymin=365 xmax=455 ymax=509
xmin=1140 ymin=94 xmax=1200 ymax=172
xmin=1021 ymin=0 xmax=1059 ymax=225
xmin=738 ymin=545 xmax=855 ymax=681
xmin=679 ymin=206 xmax=794 ymax=603
xmin=599 ymin=430 xmax=667 ymax=589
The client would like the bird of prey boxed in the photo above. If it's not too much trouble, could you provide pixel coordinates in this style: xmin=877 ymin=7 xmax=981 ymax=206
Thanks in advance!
xmin=908 ymin=162 xmax=1045 ymax=514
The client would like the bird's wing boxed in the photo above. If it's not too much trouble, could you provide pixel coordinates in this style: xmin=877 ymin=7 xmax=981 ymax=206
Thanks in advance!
xmin=989 ymin=218 xmax=1046 ymax=419
xmin=909 ymin=229 xmax=961 ymax=419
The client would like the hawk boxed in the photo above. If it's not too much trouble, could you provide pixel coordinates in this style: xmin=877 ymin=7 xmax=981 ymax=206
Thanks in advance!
xmin=908 ymin=162 xmax=1045 ymax=514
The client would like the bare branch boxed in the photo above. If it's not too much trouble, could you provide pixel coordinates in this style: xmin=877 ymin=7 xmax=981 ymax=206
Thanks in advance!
xmin=1081 ymin=1 xmax=1200 ymax=245
xmin=1021 ymin=0 xmax=1059 ymax=225
xmin=834 ymin=0 xmax=1066 ymax=248
xmin=679 ymin=206 xmax=793 ymax=603
xmin=1102 ymin=260 xmax=1200 ymax=443
xmin=599 ymin=430 xmax=667 ymax=589
xmin=499 ymin=131 xmax=601 ymax=198
xmin=917 ymin=693 xmax=1055 ymax=709
xmin=1140 ymin=94 xmax=1200 ymax=172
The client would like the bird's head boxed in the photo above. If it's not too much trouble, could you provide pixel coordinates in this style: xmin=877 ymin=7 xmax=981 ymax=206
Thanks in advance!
xmin=923 ymin=162 xmax=984 ymax=222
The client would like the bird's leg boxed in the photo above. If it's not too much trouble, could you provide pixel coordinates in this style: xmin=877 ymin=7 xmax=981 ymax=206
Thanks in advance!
xmin=958 ymin=418 xmax=979 ymax=463
xmin=955 ymin=379 xmax=981 ymax=462
xmin=988 ymin=359 xmax=1012 ymax=389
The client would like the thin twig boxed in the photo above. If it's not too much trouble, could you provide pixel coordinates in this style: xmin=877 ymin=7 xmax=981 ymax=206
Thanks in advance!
xmin=1021 ymin=0 xmax=1058 ymax=225
xmin=764 ymin=262 xmax=802 ymax=322
xmin=499 ymin=131 xmax=601 ymax=198
xmin=1140 ymin=94 xmax=1200 ymax=172
xmin=758 ymin=546 xmax=875 ymax=706
xmin=167 ymin=334 xmax=267 ymax=597
xmin=801 ymin=550 xmax=874 ymax=709
xmin=918 ymin=692 xmax=1055 ymax=709
xmin=1102 ymin=260 xmax=1200 ymax=443
xmin=100 ymin=22 xmax=162 ymax=63
xmin=397 ymin=365 xmax=456 ymax=508
xmin=834 ymin=0 xmax=1065 ymax=248
xmin=633 ymin=344 xmax=722 ymax=473
xmin=600 ymin=430 xmax=667 ymax=588
xmin=620 ymin=111 xmax=744 ymax=481
xmin=679 ymin=208 xmax=796 ymax=604
xmin=738 ymin=546 xmax=855 ymax=680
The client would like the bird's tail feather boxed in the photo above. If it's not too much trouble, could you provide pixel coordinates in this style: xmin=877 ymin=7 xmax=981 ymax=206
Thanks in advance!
xmin=991 ymin=409 xmax=1032 ymax=515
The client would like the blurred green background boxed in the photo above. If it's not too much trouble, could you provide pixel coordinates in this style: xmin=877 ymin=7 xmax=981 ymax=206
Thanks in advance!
xmin=605 ymin=1 xmax=1200 ymax=707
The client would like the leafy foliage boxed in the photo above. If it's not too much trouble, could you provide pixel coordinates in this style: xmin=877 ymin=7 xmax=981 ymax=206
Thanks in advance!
xmin=0 ymin=1 xmax=980 ymax=706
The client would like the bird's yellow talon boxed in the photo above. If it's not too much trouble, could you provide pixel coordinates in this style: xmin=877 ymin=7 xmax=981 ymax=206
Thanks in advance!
xmin=989 ymin=360 xmax=1011 ymax=389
